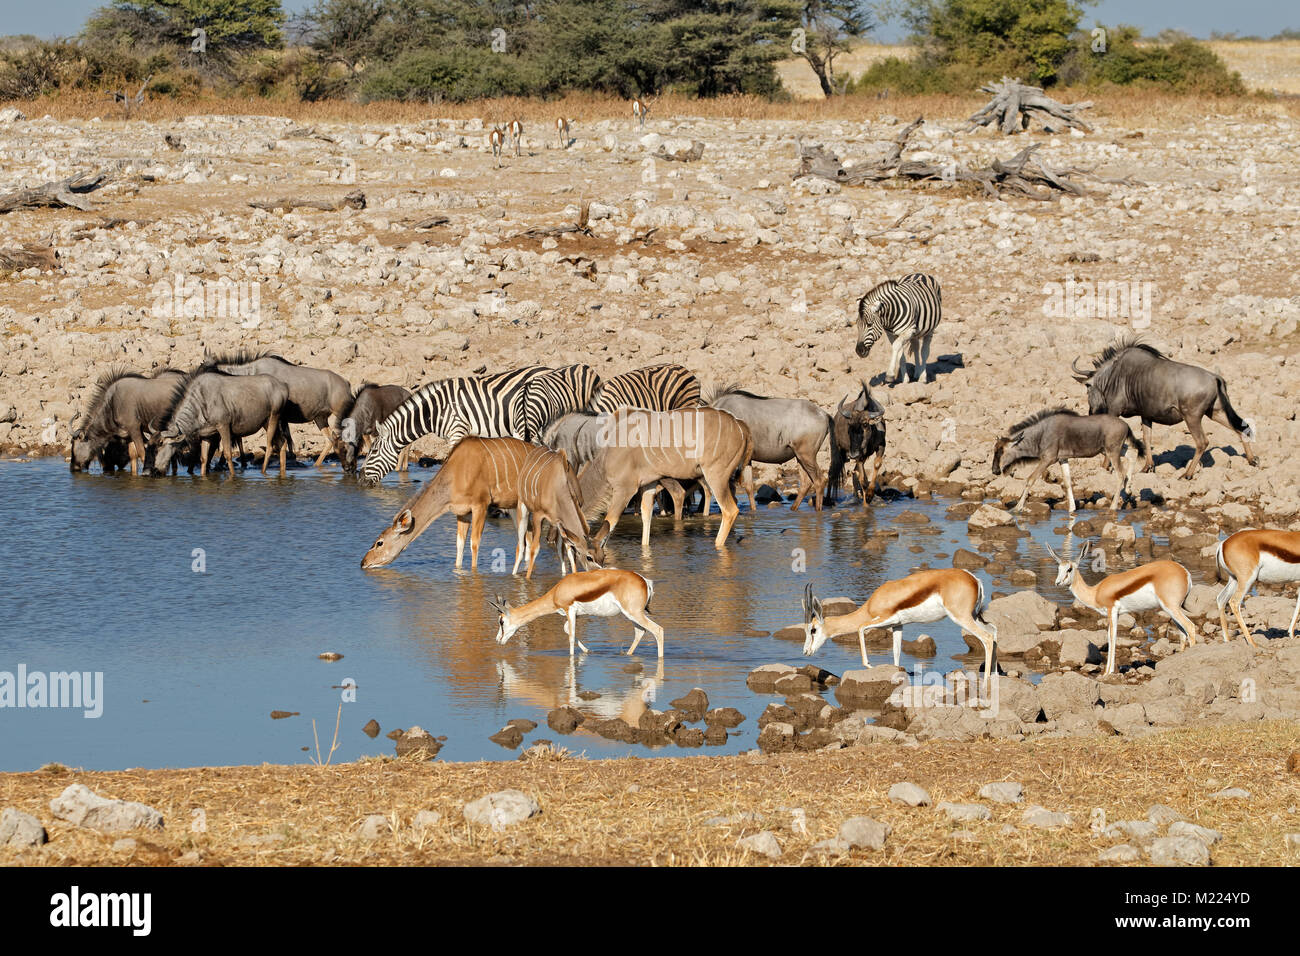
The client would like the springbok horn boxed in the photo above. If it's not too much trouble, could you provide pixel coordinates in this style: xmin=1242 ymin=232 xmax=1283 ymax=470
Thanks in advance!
xmin=803 ymin=582 xmax=812 ymax=623
xmin=1046 ymin=544 xmax=1061 ymax=563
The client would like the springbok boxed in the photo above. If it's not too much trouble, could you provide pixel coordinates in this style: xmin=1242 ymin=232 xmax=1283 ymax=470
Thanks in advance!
xmin=992 ymin=408 xmax=1146 ymax=513
xmin=362 ymin=436 xmax=531 ymax=571
xmin=1215 ymin=529 xmax=1300 ymax=645
xmin=508 ymin=118 xmax=523 ymax=156
xmin=632 ymin=96 xmax=652 ymax=128
xmin=489 ymin=126 xmax=505 ymax=166
xmin=555 ymin=117 xmax=570 ymax=149
xmin=491 ymin=569 xmax=664 ymax=657
xmin=802 ymin=569 xmax=999 ymax=693
xmin=513 ymin=446 xmax=602 ymax=579
xmin=1047 ymin=541 xmax=1198 ymax=675
xmin=577 ymin=407 xmax=751 ymax=551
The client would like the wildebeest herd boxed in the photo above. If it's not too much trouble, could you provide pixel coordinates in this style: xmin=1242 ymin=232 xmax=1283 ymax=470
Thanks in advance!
xmin=69 ymin=273 xmax=1297 ymax=684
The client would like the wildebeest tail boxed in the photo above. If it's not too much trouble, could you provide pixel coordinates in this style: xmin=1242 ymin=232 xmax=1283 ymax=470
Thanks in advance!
xmin=1123 ymin=423 xmax=1146 ymax=462
xmin=1215 ymin=377 xmax=1254 ymax=440
xmin=825 ymin=412 xmax=845 ymax=503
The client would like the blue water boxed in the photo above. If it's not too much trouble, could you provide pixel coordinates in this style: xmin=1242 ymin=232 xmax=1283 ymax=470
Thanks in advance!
xmin=0 ymin=457 xmax=1143 ymax=771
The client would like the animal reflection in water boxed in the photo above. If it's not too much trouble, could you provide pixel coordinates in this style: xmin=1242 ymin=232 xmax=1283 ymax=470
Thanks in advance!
xmin=497 ymin=658 xmax=664 ymax=730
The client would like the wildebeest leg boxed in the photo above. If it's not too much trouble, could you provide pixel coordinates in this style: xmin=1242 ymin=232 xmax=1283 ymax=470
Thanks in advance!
xmin=261 ymin=413 xmax=279 ymax=476
xmin=1060 ymin=460 xmax=1076 ymax=513
xmin=792 ymin=444 xmax=825 ymax=512
xmin=1209 ymin=405 xmax=1257 ymax=465
xmin=1180 ymin=414 xmax=1209 ymax=479
xmin=126 ymin=426 xmax=146 ymax=476
xmin=1140 ymin=419 xmax=1155 ymax=472
xmin=851 ymin=460 xmax=866 ymax=503
xmin=1014 ymin=460 xmax=1050 ymax=512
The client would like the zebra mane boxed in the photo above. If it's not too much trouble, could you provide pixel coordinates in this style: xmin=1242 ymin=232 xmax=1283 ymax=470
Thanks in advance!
xmin=1006 ymin=406 xmax=1079 ymax=438
xmin=80 ymin=366 xmax=146 ymax=434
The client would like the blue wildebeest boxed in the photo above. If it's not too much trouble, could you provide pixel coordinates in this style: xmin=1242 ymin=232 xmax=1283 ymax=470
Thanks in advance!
xmin=1071 ymin=337 xmax=1256 ymax=479
xmin=205 ymin=351 xmax=352 ymax=467
xmin=831 ymin=383 xmax=886 ymax=504
xmin=152 ymin=370 xmax=290 ymax=476
xmin=70 ymin=367 xmax=187 ymax=475
xmin=708 ymin=386 xmax=845 ymax=512
xmin=991 ymin=408 xmax=1146 ymax=513
xmin=340 ymin=383 xmax=411 ymax=475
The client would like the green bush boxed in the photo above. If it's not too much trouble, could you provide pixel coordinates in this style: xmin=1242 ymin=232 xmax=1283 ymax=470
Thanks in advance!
xmin=1058 ymin=25 xmax=1245 ymax=94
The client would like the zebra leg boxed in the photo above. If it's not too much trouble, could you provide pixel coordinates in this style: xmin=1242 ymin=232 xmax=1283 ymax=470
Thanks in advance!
xmin=919 ymin=332 xmax=934 ymax=384
xmin=887 ymin=336 xmax=908 ymax=384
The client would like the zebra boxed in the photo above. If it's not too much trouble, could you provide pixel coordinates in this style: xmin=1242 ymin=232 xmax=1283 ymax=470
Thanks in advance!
xmin=358 ymin=366 xmax=548 ymax=486
xmin=592 ymin=363 xmax=702 ymax=414
xmin=521 ymin=364 xmax=603 ymax=441
xmin=855 ymin=273 xmax=942 ymax=385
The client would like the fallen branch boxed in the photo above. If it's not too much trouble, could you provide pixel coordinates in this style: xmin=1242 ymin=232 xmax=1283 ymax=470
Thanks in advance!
xmin=249 ymin=189 xmax=366 ymax=212
xmin=967 ymin=77 xmax=1093 ymax=134
xmin=0 ymin=168 xmax=115 ymax=213
xmin=514 ymin=200 xmax=592 ymax=239
xmin=0 ymin=244 xmax=59 ymax=272
xmin=794 ymin=118 xmax=1089 ymax=200
xmin=411 ymin=215 xmax=451 ymax=229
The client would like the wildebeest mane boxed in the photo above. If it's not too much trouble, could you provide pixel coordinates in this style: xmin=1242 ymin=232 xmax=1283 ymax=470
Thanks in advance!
xmin=1006 ymin=406 xmax=1079 ymax=438
xmin=706 ymin=382 xmax=767 ymax=403
xmin=201 ymin=348 xmax=284 ymax=370
xmin=157 ymin=366 xmax=234 ymax=434
xmin=80 ymin=367 xmax=147 ymax=434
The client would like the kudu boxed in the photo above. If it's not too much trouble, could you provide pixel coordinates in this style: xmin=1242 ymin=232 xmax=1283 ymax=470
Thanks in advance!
xmin=1072 ymin=337 xmax=1255 ymax=479
xmin=992 ymin=408 xmax=1146 ymax=513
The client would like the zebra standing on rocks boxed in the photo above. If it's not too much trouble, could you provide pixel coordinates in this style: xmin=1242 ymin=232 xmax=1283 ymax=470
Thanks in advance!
xmin=359 ymin=366 xmax=548 ymax=486
xmin=855 ymin=273 xmax=943 ymax=385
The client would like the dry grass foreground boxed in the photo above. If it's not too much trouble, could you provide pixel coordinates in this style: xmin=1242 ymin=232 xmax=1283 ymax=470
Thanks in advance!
xmin=2 ymin=722 xmax=1297 ymax=866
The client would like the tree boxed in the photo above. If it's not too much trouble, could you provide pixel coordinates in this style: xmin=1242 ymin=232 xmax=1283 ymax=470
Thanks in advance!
xmin=797 ymin=1 xmax=874 ymax=97
xmin=88 ymin=0 xmax=286 ymax=52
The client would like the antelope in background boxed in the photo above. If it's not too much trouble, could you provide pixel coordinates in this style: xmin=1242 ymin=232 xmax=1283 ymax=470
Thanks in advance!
xmin=492 ymin=568 xmax=664 ymax=657
xmin=802 ymin=568 xmax=999 ymax=693
xmin=632 ymin=96 xmax=653 ymax=128
xmin=1215 ymin=529 xmax=1300 ymax=644
xmin=992 ymin=408 xmax=1145 ymax=513
xmin=489 ymin=126 xmax=505 ymax=166
xmin=1072 ymin=336 xmax=1256 ymax=479
xmin=508 ymin=118 xmax=523 ymax=156
xmin=555 ymin=117 xmax=570 ymax=149
xmin=1047 ymin=541 xmax=1198 ymax=675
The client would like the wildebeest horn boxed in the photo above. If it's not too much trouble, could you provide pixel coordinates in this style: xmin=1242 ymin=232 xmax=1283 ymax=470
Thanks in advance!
xmin=1070 ymin=357 xmax=1091 ymax=381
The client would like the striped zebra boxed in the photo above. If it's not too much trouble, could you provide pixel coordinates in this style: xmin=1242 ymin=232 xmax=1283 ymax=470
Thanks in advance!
xmin=521 ymin=364 xmax=603 ymax=441
xmin=358 ymin=366 xmax=548 ymax=486
xmin=592 ymin=363 xmax=702 ymax=413
xmin=855 ymin=273 xmax=942 ymax=385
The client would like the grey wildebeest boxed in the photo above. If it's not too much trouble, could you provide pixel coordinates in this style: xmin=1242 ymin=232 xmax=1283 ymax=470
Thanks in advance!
xmin=361 ymin=436 xmax=597 ymax=574
xmin=708 ymin=386 xmax=845 ymax=512
xmin=339 ymin=383 xmax=412 ymax=475
xmin=991 ymin=408 xmax=1146 ymax=513
xmin=152 ymin=370 xmax=290 ymax=476
xmin=206 ymin=351 xmax=352 ymax=467
xmin=577 ymin=407 xmax=751 ymax=551
xmin=70 ymin=367 xmax=187 ymax=475
xmin=830 ymin=383 xmax=886 ymax=504
xmin=1072 ymin=337 xmax=1256 ymax=479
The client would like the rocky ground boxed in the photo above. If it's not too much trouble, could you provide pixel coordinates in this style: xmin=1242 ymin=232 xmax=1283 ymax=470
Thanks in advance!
xmin=0 ymin=92 xmax=1296 ymax=533
xmin=1 ymin=722 xmax=1295 ymax=865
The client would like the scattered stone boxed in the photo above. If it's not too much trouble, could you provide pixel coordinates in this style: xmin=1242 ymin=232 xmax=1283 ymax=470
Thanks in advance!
xmin=1099 ymin=843 xmax=1141 ymax=862
xmin=670 ymin=688 xmax=709 ymax=716
xmin=1210 ymin=787 xmax=1251 ymax=800
xmin=394 ymin=726 xmax=443 ymax=759
xmin=490 ymin=725 xmax=525 ymax=748
xmin=1103 ymin=820 xmax=1159 ymax=843
xmin=839 ymin=816 xmax=890 ymax=850
xmin=737 ymin=831 xmax=782 ymax=859
xmin=888 ymin=782 xmax=932 ymax=807
xmin=809 ymin=837 xmax=850 ymax=856
xmin=358 ymin=814 xmax=391 ymax=840
xmin=462 ymin=790 xmax=541 ymax=831
xmin=112 ymin=838 xmax=138 ymax=853
xmin=49 ymin=785 xmax=163 ymax=833
xmin=508 ymin=718 xmax=539 ymax=732
xmin=1168 ymin=821 xmax=1222 ymax=845
xmin=412 ymin=810 xmax=442 ymax=831
xmin=319 ymin=652 xmax=343 ymax=661
xmin=1148 ymin=834 xmax=1210 ymax=866
xmin=362 ymin=718 xmax=381 ymax=738
xmin=967 ymin=503 xmax=1015 ymax=530
xmin=937 ymin=802 xmax=991 ymax=822
xmin=547 ymin=706 xmax=584 ymax=734
xmin=704 ymin=811 xmax=764 ymax=826
xmin=747 ymin=663 xmax=797 ymax=693
xmin=270 ymin=710 xmax=298 ymax=719
xmin=705 ymin=707 xmax=744 ymax=728
xmin=0 ymin=808 xmax=47 ymax=848
xmin=1147 ymin=804 xmax=1186 ymax=826
xmin=979 ymin=782 xmax=1025 ymax=804
xmin=1020 ymin=805 xmax=1074 ymax=829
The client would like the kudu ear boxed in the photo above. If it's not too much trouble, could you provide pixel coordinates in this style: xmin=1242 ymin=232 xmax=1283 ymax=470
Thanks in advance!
xmin=395 ymin=509 xmax=414 ymax=534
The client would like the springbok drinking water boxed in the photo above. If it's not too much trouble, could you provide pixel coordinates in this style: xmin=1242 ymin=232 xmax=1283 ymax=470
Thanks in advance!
xmin=492 ymin=568 xmax=664 ymax=657
xmin=992 ymin=407 xmax=1146 ymax=513
xmin=1047 ymin=541 xmax=1198 ymax=675
xmin=1215 ymin=529 xmax=1300 ymax=645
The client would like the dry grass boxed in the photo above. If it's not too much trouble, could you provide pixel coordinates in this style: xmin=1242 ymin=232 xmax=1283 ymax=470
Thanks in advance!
xmin=2 ymin=722 xmax=1296 ymax=866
